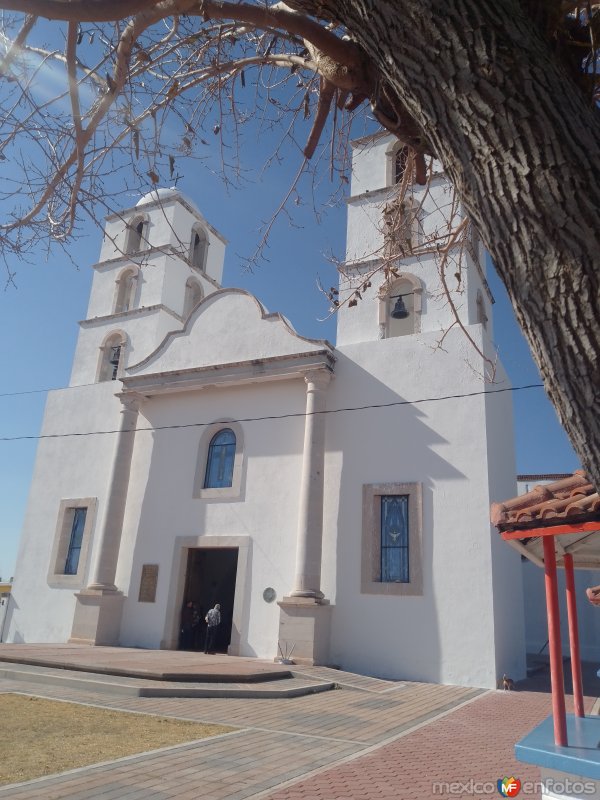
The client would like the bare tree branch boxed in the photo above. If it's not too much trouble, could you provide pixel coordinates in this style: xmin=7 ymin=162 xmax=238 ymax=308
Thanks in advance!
xmin=2 ymin=0 xmax=162 ymax=22
xmin=303 ymin=76 xmax=335 ymax=158
xmin=201 ymin=1 xmax=365 ymax=72
xmin=0 ymin=12 xmax=37 ymax=74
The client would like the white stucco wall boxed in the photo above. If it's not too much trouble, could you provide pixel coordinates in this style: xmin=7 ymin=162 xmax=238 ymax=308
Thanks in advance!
xmin=11 ymin=318 xmax=522 ymax=688
xmin=127 ymin=289 xmax=330 ymax=376
xmin=321 ymin=323 xmax=520 ymax=688
xmin=116 ymin=378 xmax=308 ymax=657
xmin=0 ymin=594 xmax=10 ymax=643
xmin=99 ymin=193 xmax=226 ymax=285
xmin=72 ymin=196 xmax=229 ymax=388
xmin=336 ymin=253 xmax=475 ymax=346
xmin=349 ymin=134 xmax=390 ymax=195
xmin=9 ymin=139 xmax=524 ymax=691
xmin=86 ymin=253 xmax=217 ymax=322
xmin=5 ymin=383 xmax=122 ymax=643
xmin=70 ymin=309 xmax=183 ymax=386
xmin=484 ymin=357 xmax=527 ymax=682
xmin=344 ymin=177 xmax=462 ymax=267
xmin=338 ymin=133 xmax=488 ymax=347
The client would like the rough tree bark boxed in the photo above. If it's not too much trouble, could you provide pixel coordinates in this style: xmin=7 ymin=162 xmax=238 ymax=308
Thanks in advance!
xmin=292 ymin=0 xmax=600 ymax=489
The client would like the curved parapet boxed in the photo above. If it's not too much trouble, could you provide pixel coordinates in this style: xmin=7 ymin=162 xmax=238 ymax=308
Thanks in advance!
xmin=126 ymin=288 xmax=333 ymax=377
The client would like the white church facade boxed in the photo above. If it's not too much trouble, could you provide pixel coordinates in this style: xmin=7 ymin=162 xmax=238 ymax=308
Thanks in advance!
xmin=6 ymin=134 xmax=527 ymax=689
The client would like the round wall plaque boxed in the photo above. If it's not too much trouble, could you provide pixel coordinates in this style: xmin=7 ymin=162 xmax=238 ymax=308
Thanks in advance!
xmin=263 ymin=587 xmax=276 ymax=603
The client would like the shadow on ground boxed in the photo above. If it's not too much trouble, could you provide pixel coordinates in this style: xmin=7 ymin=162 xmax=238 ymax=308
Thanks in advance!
xmin=515 ymin=655 xmax=600 ymax=697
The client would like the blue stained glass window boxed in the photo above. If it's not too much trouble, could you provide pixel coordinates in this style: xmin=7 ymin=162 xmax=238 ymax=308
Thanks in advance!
xmin=204 ymin=429 xmax=236 ymax=488
xmin=64 ymin=507 xmax=87 ymax=575
xmin=381 ymin=495 xmax=409 ymax=582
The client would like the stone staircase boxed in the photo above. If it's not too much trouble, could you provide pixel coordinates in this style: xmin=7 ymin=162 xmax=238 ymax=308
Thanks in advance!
xmin=0 ymin=660 xmax=336 ymax=699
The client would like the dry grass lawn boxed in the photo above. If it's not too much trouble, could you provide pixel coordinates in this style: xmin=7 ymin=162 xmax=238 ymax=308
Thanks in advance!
xmin=0 ymin=693 xmax=233 ymax=786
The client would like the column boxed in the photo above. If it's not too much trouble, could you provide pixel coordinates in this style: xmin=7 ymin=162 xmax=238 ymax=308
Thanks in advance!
xmin=290 ymin=369 xmax=330 ymax=598
xmin=88 ymin=393 xmax=142 ymax=590
xmin=70 ymin=392 xmax=142 ymax=645
xmin=277 ymin=369 xmax=332 ymax=665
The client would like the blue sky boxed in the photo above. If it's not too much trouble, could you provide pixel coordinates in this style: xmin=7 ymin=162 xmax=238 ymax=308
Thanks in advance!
xmin=0 ymin=21 xmax=580 ymax=580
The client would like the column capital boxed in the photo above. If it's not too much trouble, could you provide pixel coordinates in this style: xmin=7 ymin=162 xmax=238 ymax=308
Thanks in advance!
xmin=116 ymin=392 xmax=145 ymax=413
xmin=303 ymin=369 xmax=331 ymax=391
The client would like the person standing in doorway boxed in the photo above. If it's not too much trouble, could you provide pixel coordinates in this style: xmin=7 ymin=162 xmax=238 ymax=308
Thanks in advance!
xmin=180 ymin=600 xmax=194 ymax=650
xmin=204 ymin=603 xmax=221 ymax=654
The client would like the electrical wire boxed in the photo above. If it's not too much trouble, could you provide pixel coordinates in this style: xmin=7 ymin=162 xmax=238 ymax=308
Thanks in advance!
xmin=0 ymin=382 xmax=99 ymax=398
xmin=0 ymin=382 xmax=544 ymax=442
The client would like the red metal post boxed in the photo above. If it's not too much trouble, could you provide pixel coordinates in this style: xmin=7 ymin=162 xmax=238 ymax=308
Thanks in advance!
xmin=543 ymin=535 xmax=568 ymax=746
xmin=564 ymin=553 xmax=585 ymax=718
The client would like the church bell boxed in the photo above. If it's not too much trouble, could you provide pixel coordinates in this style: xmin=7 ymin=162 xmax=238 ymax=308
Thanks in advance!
xmin=391 ymin=295 xmax=410 ymax=319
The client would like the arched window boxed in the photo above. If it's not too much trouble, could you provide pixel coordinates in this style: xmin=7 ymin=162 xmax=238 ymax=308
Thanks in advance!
xmin=378 ymin=274 xmax=423 ymax=339
xmin=190 ymin=227 xmax=208 ymax=270
xmin=183 ymin=278 xmax=203 ymax=318
xmin=204 ymin=429 xmax=236 ymax=489
xmin=114 ymin=268 xmax=138 ymax=313
xmin=98 ymin=332 xmax=126 ymax=382
xmin=127 ymin=216 xmax=147 ymax=254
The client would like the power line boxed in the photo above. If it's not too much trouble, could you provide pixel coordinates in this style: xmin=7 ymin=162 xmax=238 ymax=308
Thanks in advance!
xmin=0 ymin=382 xmax=99 ymax=398
xmin=0 ymin=382 xmax=544 ymax=442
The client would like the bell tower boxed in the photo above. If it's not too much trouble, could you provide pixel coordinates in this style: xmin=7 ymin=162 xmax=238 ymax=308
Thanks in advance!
xmin=69 ymin=188 xmax=227 ymax=386
xmin=336 ymin=133 xmax=494 ymax=348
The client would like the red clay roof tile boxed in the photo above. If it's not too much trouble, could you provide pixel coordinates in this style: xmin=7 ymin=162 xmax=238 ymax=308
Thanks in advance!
xmin=517 ymin=473 xmax=572 ymax=481
xmin=491 ymin=470 xmax=600 ymax=531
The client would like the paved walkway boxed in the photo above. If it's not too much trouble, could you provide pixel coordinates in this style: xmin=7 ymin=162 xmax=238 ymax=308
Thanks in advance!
xmin=0 ymin=663 xmax=595 ymax=799
xmin=264 ymin=691 xmax=594 ymax=800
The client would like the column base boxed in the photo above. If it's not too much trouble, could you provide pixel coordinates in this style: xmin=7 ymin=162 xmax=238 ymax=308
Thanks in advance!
xmin=69 ymin=588 xmax=125 ymax=646
xmin=289 ymin=589 xmax=325 ymax=600
xmin=277 ymin=596 xmax=332 ymax=666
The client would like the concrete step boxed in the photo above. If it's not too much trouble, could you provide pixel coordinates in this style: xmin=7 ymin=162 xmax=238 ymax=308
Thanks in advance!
xmin=0 ymin=645 xmax=291 ymax=683
xmin=291 ymin=665 xmax=405 ymax=693
xmin=0 ymin=661 xmax=335 ymax=699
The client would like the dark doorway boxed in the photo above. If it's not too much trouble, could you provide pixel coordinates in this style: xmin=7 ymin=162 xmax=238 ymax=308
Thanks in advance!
xmin=180 ymin=548 xmax=238 ymax=653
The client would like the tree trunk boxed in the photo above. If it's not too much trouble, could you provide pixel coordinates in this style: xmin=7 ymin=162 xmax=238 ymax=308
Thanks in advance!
xmin=298 ymin=0 xmax=600 ymax=487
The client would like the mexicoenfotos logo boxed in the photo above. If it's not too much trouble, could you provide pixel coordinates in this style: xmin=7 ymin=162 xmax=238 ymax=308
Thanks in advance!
xmin=497 ymin=777 xmax=521 ymax=797
xmin=433 ymin=776 xmax=596 ymax=796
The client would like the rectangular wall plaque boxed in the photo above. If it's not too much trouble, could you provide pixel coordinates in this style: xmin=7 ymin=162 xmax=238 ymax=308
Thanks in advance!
xmin=138 ymin=564 xmax=159 ymax=603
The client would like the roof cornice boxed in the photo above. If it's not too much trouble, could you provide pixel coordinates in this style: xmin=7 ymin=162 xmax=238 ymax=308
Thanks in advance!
xmin=121 ymin=350 xmax=336 ymax=397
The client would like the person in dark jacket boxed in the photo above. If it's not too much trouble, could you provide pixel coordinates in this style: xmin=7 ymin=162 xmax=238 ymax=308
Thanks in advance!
xmin=180 ymin=600 xmax=195 ymax=650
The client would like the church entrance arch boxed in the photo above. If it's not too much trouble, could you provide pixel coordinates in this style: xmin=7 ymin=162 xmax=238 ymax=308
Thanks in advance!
xmin=180 ymin=547 xmax=238 ymax=653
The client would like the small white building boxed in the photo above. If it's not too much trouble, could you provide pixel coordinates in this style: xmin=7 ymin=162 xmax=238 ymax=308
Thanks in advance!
xmin=0 ymin=581 xmax=12 ymax=643
xmin=5 ymin=134 xmax=526 ymax=688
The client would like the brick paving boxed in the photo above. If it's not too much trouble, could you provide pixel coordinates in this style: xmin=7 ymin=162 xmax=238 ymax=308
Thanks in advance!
xmin=0 ymin=672 xmax=478 ymax=799
xmin=291 ymin=666 xmax=402 ymax=694
xmin=0 ymin=677 xmax=476 ymax=746
xmin=0 ymin=656 xmax=596 ymax=800
xmin=263 ymin=692 xmax=596 ymax=800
